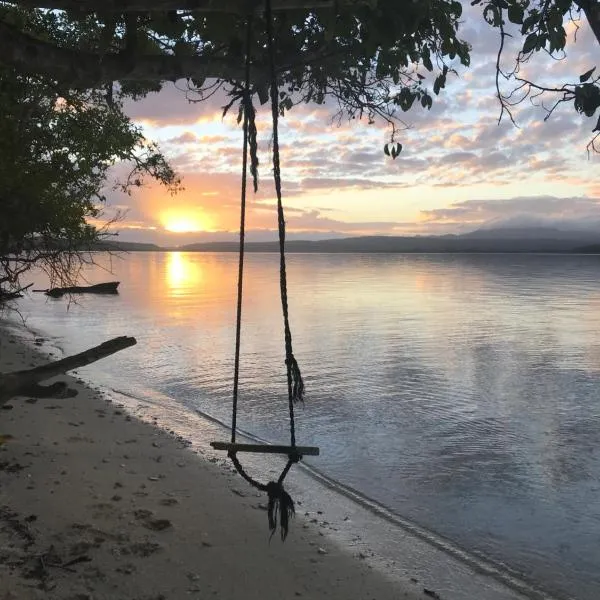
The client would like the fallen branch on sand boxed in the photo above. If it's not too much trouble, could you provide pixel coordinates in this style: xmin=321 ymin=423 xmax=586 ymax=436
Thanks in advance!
xmin=0 ymin=336 xmax=136 ymax=406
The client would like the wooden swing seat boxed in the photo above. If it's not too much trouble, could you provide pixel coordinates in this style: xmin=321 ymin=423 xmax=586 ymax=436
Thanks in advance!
xmin=210 ymin=442 xmax=320 ymax=456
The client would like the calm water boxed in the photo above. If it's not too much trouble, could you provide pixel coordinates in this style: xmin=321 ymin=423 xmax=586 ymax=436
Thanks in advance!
xmin=13 ymin=252 xmax=600 ymax=600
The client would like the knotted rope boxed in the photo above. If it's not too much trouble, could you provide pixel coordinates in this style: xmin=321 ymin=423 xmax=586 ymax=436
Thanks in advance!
xmin=225 ymin=0 xmax=306 ymax=541
xmin=264 ymin=0 xmax=305 ymax=425
xmin=228 ymin=450 xmax=300 ymax=540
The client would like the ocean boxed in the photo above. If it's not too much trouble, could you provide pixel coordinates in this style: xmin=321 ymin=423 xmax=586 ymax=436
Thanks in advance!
xmin=10 ymin=251 xmax=600 ymax=600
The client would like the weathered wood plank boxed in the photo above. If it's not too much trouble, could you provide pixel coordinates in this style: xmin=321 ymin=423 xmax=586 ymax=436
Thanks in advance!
xmin=211 ymin=441 xmax=319 ymax=455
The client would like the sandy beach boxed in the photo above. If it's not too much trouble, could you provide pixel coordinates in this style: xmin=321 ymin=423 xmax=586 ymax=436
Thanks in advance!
xmin=0 ymin=323 xmax=438 ymax=600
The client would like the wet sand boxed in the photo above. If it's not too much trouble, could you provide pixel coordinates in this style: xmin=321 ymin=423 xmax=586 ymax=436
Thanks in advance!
xmin=0 ymin=324 xmax=433 ymax=600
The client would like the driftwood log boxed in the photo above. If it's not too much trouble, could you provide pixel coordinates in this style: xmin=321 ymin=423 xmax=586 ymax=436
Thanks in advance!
xmin=32 ymin=282 xmax=120 ymax=298
xmin=0 ymin=336 xmax=136 ymax=407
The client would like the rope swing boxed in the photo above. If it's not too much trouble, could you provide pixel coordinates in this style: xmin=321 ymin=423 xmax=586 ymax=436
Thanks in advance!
xmin=210 ymin=0 xmax=319 ymax=541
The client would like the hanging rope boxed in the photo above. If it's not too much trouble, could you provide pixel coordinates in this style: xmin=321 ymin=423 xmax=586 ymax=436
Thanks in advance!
xmin=230 ymin=14 xmax=255 ymax=445
xmin=224 ymin=0 xmax=307 ymax=541
xmin=264 ymin=0 xmax=305 ymax=436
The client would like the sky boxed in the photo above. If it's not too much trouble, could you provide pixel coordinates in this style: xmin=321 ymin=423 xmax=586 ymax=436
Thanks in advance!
xmin=102 ymin=5 xmax=600 ymax=246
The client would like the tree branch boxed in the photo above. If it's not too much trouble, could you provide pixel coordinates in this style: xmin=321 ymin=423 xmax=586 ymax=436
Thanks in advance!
xmin=573 ymin=0 xmax=600 ymax=47
xmin=0 ymin=18 xmax=341 ymax=86
xmin=0 ymin=20 xmax=247 ymax=84
xmin=9 ymin=0 xmax=373 ymax=13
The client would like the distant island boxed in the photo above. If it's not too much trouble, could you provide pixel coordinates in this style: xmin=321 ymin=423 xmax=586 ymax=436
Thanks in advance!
xmin=98 ymin=227 xmax=600 ymax=254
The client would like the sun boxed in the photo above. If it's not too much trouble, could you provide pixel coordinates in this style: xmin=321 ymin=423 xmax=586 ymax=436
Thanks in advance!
xmin=161 ymin=209 xmax=212 ymax=233
xmin=164 ymin=217 xmax=203 ymax=233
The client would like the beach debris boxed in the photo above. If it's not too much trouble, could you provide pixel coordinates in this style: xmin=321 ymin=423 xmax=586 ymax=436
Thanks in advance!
xmin=317 ymin=547 xmax=327 ymax=555
xmin=26 ymin=545 xmax=92 ymax=586
xmin=143 ymin=518 xmax=172 ymax=532
xmin=0 ymin=336 xmax=136 ymax=406
xmin=116 ymin=563 xmax=136 ymax=575
xmin=133 ymin=509 xmax=172 ymax=532
xmin=0 ymin=460 xmax=25 ymax=473
xmin=0 ymin=506 xmax=35 ymax=547
xmin=134 ymin=509 xmax=153 ymax=520
xmin=126 ymin=541 xmax=162 ymax=557
xmin=159 ymin=498 xmax=178 ymax=507
xmin=423 ymin=589 xmax=441 ymax=599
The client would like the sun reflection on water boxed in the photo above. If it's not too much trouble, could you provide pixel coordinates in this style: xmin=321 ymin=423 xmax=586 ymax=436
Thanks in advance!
xmin=166 ymin=252 xmax=203 ymax=295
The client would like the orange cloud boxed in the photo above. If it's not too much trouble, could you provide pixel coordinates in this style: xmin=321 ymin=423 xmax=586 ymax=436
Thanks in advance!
xmin=131 ymin=173 xmax=243 ymax=232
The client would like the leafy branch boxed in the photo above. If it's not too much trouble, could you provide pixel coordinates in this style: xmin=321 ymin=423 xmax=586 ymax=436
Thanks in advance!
xmin=473 ymin=0 xmax=600 ymax=151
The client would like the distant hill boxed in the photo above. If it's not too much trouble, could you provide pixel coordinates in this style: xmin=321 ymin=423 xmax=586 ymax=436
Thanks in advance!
xmin=572 ymin=245 xmax=600 ymax=254
xmin=177 ymin=228 xmax=600 ymax=254
xmin=103 ymin=228 xmax=600 ymax=254
xmin=92 ymin=240 xmax=163 ymax=252
xmin=463 ymin=227 xmax=600 ymax=241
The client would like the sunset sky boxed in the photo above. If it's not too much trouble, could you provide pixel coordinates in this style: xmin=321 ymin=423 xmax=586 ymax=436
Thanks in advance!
xmin=104 ymin=7 xmax=599 ymax=246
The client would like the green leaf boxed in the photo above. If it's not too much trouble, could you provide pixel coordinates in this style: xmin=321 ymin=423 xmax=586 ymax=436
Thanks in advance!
xmin=433 ymin=73 xmax=446 ymax=95
xmin=522 ymin=33 xmax=538 ymax=54
xmin=521 ymin=14 xmax=538 ymax=34
xmin=384 ymin=144 xmax=390 ymax=157
xmin=423 ymin=52 xmax=433 ymax=72
xmin=257 ymin=86 xmax=269 ymax=105
xmin=580 ymin=67 xmax=596 ymax=84
xmin=507 ymin=4 xmax=524 ymax=24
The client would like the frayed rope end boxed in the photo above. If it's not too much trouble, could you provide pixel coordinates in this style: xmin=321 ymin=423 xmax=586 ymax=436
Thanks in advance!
xmin=266 ymin=481 xmax=295 ymax=541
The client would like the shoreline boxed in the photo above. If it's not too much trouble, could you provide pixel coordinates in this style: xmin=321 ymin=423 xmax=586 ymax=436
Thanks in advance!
xmin=188 ymin=403 xmax=555 ymax=600
xmin=0 ymin=320 xmax=434 ymax=600
xmin=1 ymin=319 xmax=547 ymax=600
